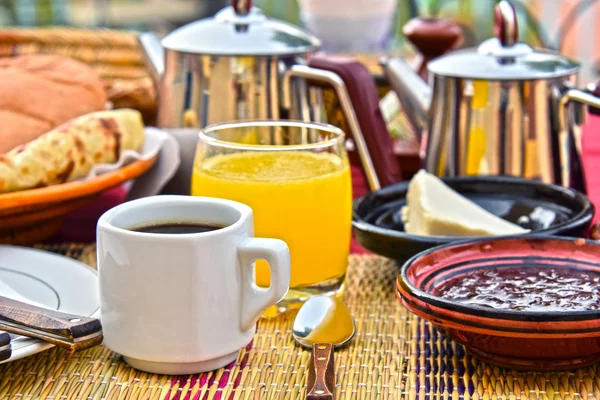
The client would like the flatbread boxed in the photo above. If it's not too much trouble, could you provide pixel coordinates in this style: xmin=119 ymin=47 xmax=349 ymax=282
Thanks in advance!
xmin=0 ymin=54 xmax=108 ymax=154
xmin=0 ymin=108 xmax=144 ymax=193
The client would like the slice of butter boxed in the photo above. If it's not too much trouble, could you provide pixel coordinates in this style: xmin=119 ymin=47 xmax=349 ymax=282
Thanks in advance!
xmin=401 ymin=170 xmax=529 ymax=237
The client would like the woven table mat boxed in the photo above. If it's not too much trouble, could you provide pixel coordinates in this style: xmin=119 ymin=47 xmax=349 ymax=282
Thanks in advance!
xmin=1 ymin=244 xmax=600 ymax=399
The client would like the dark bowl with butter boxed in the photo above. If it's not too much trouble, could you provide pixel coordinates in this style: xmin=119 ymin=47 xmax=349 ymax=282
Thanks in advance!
xmin=398 ymin=236 xmax=600 ymax=371
xmin=353 ymin=175 xmax=594 ymax=262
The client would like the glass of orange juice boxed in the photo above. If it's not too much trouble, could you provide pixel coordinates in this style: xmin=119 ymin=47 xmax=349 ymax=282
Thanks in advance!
xmin=191 ymin=121 xmax=352 ymax=315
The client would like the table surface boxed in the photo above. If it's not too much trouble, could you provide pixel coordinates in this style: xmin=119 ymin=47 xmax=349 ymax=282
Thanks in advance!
xmin=5 ymin=244 xmax=600 ymax=400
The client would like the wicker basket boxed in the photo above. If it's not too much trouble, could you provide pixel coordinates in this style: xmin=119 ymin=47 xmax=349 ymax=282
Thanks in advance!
xmin=0 ymin=27 xmax=158 ymax=125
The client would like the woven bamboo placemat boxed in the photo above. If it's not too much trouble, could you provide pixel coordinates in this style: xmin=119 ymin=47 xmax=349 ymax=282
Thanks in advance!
xmin=1 ymin=244 xmax=600 ymax=399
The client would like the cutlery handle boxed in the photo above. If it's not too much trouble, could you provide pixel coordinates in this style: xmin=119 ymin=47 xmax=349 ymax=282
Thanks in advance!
xmin=0 ymin=296 xmax=102 ymax=352
xmin=0 ymin=332 xmax=10 ymax=362
xmin=306 ymin=343 xmax=335 ymax=400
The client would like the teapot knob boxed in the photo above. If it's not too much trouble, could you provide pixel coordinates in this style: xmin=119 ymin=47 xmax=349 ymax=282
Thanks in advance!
xmin=233 ymin=0 xmax=252 ymax=15
xmin=494 ymin=1 xmax=518 ymax=46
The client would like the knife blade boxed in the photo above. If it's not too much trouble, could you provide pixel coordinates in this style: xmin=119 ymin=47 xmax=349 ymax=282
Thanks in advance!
xmin=0 ymin=296 xmax=102 ymax=352
xmin=0 ymin=332 xmax=10 ymax=362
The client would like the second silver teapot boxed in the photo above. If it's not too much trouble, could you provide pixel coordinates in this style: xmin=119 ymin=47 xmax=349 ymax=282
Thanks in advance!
xmin=383 ymin=0 xmax=600 ymax=193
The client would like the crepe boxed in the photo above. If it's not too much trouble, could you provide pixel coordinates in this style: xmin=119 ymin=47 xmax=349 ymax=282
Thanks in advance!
xmin=0 ymin=109 xmax=145 ymax=193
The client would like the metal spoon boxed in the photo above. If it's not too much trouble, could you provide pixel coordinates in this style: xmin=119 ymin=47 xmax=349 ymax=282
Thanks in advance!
xmin=293 ymin=296 xmax=356 ymax=400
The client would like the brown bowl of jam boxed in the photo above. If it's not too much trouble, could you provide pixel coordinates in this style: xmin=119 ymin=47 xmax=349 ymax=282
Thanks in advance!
xmin=398 ymin=236 xmax=600 ymax=371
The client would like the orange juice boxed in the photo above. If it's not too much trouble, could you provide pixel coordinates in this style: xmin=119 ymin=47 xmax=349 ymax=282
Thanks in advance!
xmin=191 ymin=151 xmax=352 ymax=288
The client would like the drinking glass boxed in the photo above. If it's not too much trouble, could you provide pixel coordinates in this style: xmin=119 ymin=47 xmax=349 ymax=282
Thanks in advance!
xmin=191 ymin=121 xmax=352 ymax=315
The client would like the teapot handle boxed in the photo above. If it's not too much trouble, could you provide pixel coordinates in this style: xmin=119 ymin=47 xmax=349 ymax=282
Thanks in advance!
xmin=554 ymin=86 xmax=600 ymax=191
xmin=282 ymin=55 xmax=402 ymax=191
xmin=585 ymin=81 xmax=600 ymax=115
xmin=557 ymin=89 xmax=600 ymax=134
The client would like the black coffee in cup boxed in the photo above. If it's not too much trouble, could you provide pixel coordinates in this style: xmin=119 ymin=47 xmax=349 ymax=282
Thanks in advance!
xmin=131 ymin=222 xmax=225 ymax=234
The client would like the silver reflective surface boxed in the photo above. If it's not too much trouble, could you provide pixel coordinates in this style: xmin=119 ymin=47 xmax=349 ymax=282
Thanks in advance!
xmin=161 ymin=6 xmax=320 ymax=56
xmin=157 ymin=52 xmax=295 ymax=128
xmin=424 ymin=74 xmax=583 ymax=189
xmin=292 ymin=295 xmax=355 ymax=349
xmin=428 ymin=41 xmax=580 ymax=81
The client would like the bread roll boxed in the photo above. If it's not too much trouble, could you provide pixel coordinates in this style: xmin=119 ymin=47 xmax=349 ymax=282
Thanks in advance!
xmin=0 ymin=54 xmax=107 ymax=153
xmin=0 ymin=109 xmax=145 ymax=193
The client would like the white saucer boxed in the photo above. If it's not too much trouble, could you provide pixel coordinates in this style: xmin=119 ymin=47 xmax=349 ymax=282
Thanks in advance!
xmin=0 ymin=245 xmax=99 ymax=363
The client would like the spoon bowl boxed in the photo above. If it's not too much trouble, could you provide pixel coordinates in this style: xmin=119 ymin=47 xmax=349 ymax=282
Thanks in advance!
xmin=292 ymin=296 xmax=355 ymax=348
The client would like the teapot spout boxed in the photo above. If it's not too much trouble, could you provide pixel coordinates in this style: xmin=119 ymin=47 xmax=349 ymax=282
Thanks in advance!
xmin=138 ymin=32 xmax=165 ymax=86
xmin=381 ymin=57 xmax=431 ymax=139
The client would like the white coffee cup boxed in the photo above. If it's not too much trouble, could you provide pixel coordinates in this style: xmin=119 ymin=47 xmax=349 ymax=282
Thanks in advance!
xmin=96 ymin=195 xmax=290 ymax=375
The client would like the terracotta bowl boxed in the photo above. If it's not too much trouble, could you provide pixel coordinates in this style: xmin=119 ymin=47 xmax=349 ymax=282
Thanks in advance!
xmin=398 ymin=236 xmax=600 ymax=371
xmin=0 ymin=156 xmax=157 ymax=245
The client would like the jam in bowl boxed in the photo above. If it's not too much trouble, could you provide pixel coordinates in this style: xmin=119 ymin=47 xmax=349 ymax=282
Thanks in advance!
xmin=435 ymin=266 xmax=600 ymax=312
xmin=397 ymin=236 xmax=600 ymax=371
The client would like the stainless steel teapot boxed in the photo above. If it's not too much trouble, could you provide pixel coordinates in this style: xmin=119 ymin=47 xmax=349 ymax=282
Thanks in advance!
xmin=382 ymin=0 xmax=600 ymax=193
xmin=138 ymin=0 xmax=401 ymax=191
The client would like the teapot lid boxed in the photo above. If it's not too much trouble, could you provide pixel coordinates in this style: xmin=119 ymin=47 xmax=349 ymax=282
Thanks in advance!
xmin=161 ymin=0 xmax=321 ymax=56
xmin=427 ymin=1 xmax=579 ymax=80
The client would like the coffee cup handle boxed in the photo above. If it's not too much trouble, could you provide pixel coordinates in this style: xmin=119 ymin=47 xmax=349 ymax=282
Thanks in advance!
xmin=238 ymin=238 xmax=290 ymax=332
